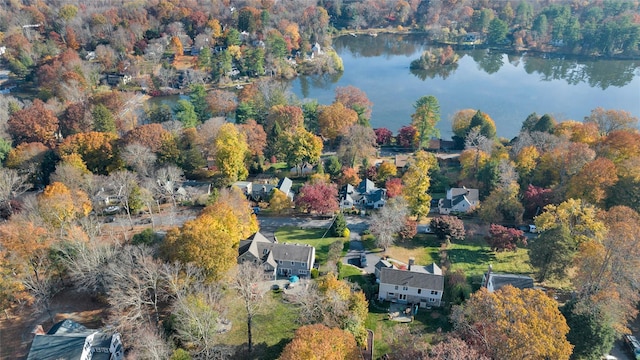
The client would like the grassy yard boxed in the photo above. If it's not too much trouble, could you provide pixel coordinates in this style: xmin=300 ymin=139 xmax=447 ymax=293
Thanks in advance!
xmin=275 ymin=226 xmax=345 ymax=265
xmin=362 ymin=234 xmax=441 ymax=265
xmin=219 ymin=291 xmax=298 ymax=359
xmin=446 ymin=240 xmax=533 ymax=277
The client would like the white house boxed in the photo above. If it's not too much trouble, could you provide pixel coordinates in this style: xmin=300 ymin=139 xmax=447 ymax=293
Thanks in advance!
xmin=339 ymin=179 xmax=387 ymax=210
xmin=378 ymin=259 xmax=444 ymax=307
xmin=438 ymin=187 xmax=479 ymax=214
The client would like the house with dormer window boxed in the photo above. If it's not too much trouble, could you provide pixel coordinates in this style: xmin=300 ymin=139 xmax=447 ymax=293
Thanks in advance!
xmin=238 ymin=232 xmax=315 ymax=279
xmin=339 ymin=179 xmax=387 ymax=210
xmin=378 ymin=259 xmax=444 ymax=308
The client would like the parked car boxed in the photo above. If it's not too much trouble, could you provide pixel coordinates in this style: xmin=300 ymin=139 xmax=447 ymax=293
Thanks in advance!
xmin=360 ymin=252 xmax=367 ymax=268
xmin=103 ymin=205 xmax=120 ymax=215
xmin=528 ymin=224 xmax=537 ymax=233
xmin=624 ymin=335 xmax=640 ymax=360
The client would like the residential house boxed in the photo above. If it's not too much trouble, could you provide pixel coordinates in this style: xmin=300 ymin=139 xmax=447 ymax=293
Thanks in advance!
xmin=104 ymin=73 xmax=132 ymax=86
xmin=339 ymin=179 xmax=387 ymax=210
xmin=438 ymin=187 xmax=479 ymax=214
xmin=394 ymin=154 xmax=410 ymax=171
xmin=232 ymin=181 xmax=253 ymax=197
xmin=482 ymin=265 xmax=534 ymax=293
xmin=27 ymin=319 xmax=124 ymax=360
xmin=238 ymin=231 xmax=315 ymax=279
xmin=377 ymin=259 xmax=444 ymax=307
xmin=290 ymin=162 xmax=314 ymax=176
xmin=247 ymin=177 xmax=294 ymax=202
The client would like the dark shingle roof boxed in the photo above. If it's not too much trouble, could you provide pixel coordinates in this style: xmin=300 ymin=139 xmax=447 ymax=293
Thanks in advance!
xmin=380 ymin=267 xmax=444 ymax=291
xmin=239 ymin=232 xmax=314 ymax=265
xmin=27 ymin=320 xmax=119 ymax=360
xmin=487 ymin=273 xmax=534 ymax=292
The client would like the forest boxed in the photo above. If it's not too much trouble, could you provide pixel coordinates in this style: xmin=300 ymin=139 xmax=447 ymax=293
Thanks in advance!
xmin=0 ymin=1 xmax=640 ymax=359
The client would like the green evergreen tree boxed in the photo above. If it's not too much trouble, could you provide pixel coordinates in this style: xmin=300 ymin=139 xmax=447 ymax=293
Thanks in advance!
xmin=330 ymin=212 xmax=347 ymax=237
xmin=92 ymin=104 xmax=116 ymax=133
xmin=189 ymin=84 xmax=210 ymax=122
xmin=175 ymin=100 xmax=199 ymax=128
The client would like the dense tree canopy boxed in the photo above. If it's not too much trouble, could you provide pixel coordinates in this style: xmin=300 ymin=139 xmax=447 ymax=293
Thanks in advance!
xmin=452 ymin=286 xmax=573 ymax=360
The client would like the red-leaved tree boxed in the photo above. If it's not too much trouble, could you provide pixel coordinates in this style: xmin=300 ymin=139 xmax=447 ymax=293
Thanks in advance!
xmin=385 ymin=178 xmax=403 ymax=198
xmin=295 ymin=182 xmax=338 ymax=215
xmin=486 ymin=224 xmax=527 ymax=252
xmin=374 ymin=128 xmax=393 ymax=145
xmin=396 ymin=125 xmax=418 ymax=149
xmin=523 ymin=184 xmax=554 ymax=219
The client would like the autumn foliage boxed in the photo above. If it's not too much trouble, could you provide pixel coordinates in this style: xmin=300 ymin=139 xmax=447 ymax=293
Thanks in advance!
xmin=485 ymin=224 xmax=526 ymax=252
xmin=452 ymin=286 xmax=573 ymax=360
xmin=295 ymin=182 xmax=338 ymax=215
xmin=8 ymin=100 xmax=59 ymax=147
xmin=279 ymin=324 xmax=360 ymax=360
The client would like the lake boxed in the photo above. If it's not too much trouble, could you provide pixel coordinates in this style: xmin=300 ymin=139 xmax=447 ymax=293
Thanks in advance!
xmin=290 ymin=34 xmax=640 ymax=139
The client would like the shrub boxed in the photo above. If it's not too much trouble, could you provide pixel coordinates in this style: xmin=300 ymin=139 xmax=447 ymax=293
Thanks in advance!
xmin=343 ymin=228 xmax=351 ymax=238
xmin=311 ymin=268 xmax=319 ymax=279
xmin=131 ymin=228 xmax=159 ymax=246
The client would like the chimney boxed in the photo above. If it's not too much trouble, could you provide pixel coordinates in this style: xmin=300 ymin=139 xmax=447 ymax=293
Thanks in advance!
xmin=483 ymin=264 xmax=493 ymax=288
xmin=408 ymin=257 xmax=415 ymax=271
xmin=32 ymin=324 xmax=45 ymax=335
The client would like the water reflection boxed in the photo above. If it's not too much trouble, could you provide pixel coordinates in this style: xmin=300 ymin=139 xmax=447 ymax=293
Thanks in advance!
xmin=333 ymin=34 xmax=423 ymax=58
xmin=410 ymin=63 xmax=459 ymax=80
xmin=332 ymin=34 xmax=639 ymax=89
xmin=298 ymin=72 xmax=343 ymax=98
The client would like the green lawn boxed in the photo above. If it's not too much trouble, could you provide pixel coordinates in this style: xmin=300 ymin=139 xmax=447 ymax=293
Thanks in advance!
xmin=275 ymin=226 xmax=345 ymax=265
xmin=445 ymin=239 xmax=534 ymax=289
xmin=219 ymin=291 xmax=298 ymax=359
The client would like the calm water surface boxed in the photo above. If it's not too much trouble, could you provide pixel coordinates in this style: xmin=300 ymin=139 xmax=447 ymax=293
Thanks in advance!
xmin=291 ymin=34 xmax=640 ymax=139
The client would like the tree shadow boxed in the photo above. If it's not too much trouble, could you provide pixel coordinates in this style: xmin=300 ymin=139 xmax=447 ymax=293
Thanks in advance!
xmin=232 ymin=338 xmax=290 ymax=360
xmin=446 ymin=247 xmax=494 ymax=267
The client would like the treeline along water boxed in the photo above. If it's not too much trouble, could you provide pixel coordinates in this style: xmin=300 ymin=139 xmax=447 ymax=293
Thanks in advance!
xmin=291 ymin=34 xmax=640 ymax=139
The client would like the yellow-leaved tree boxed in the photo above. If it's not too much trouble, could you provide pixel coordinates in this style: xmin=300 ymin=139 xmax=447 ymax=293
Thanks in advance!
xmin=402 ymin=150 xmax=437 ymax=219
xmin=38 ymin=181 xmax=91 ymax=230
xmin=162 ymin=189 xmax=258 ymax=281
xmin=214 ymin=123 xmax=249 ymax=184
xmin=452 ymin=286 xmax=573 ymax=359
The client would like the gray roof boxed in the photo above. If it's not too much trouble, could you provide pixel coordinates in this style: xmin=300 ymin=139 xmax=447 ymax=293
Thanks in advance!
xmin=365 ymin=189 xmax=386 ymax=203
xmin=449 ymin=187 xmax=479 ymax=202
xmin=375 ymin=259 xmax=394 ymax=271
xmin=486 ymin=273 xmax=534 ymax=292
xmin=239 ymin=232 xmax=314 ymax=265
xmin=357 ymin=179 xmax=376 ymax=194
xmin=27 ymin=320 xmax=119 ymax=360
xmin=380 ymin=267 xmax=444 ymax=291
xmin=278 ymin=177 xmax=293 ymax=195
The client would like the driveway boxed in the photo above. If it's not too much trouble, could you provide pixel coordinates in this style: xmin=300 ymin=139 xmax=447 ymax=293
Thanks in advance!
xmin=342 ymin=229 xmax=378 ymax=274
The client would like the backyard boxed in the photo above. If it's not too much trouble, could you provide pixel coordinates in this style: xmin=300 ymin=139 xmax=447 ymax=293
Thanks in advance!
xmin=218 ymin=291 xmax=299 ymax=359
xmin=275 ymin=226 xmax=346 ymax=265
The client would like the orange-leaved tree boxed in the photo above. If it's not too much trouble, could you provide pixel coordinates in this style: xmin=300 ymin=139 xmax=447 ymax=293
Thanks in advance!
xmin=38 ymin=181 xmax=91 ymax=230
xmin=279 ymin=324 xmax=360 ymax=360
